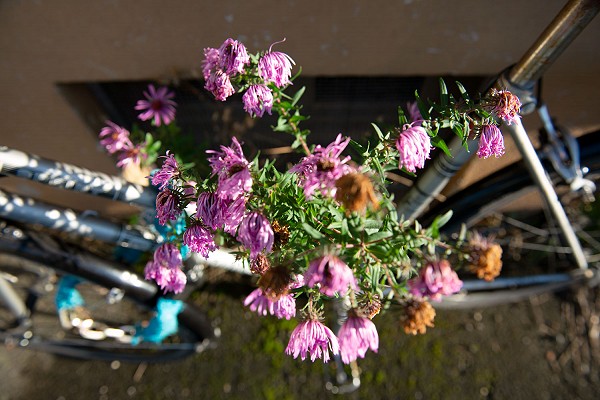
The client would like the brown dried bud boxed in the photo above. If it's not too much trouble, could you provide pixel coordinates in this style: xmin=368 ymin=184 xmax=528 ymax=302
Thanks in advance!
xmin=356 ymin=294 xmax=382 ymax=319
xmin=400 ymin=299 xmax=436 ymax=335
xmin=271 ymin=220 xmax=290 ymax=248
xmin=335 ymin=173 xmax=379 ymax=213
xmin=468 ymin=232 xmax=503 ymax=281
xmin=250 ymin=253 xmax=271 ymax=275
xmin=257 ymin=264 xmax=293 ymax=301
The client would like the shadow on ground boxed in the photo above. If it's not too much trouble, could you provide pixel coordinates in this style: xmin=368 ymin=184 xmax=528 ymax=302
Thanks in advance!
xmin=1 ymin=283 xmax=599 ymax=400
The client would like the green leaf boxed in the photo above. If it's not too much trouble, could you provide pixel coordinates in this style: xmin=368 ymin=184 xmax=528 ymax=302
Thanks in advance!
xmin=414 ymin=91 xmax=431 ymax=120
xmin=430 ymin=136 xmax=452 ymax=157
xmin=301 ymin=223 xmax=324 ymax=240
xmin=439 ymin=78 xmax=449 ymax=107
xmin=371 ymin=123 xmax=385 ymax=142
xmin=367 ymin=231 xmax=393 ymax=243
xmin=398 ymin=106 xmax=409 ymax=126
xmin=291 ymin=86 xmax=306 ymax=107
xmin=455 ymin=80 xmax=470 ymax=102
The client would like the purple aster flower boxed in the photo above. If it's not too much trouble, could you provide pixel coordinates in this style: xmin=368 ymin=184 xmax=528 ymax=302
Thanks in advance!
xmin=243 ymin=288 xmax=296 ymax=320
xmin=196 ymin=192 xmax=246 ymax=235
xmin=406 ymin=101 xmax=424 ymax=124
xmin=205 ymin=69 xmax=235 ymax=101
xmin=304 ymin=255 xmax=358 ymax=297
xmin=338 ymin=315 xmax=379 ymax=364
xmin=135 ymin=84 xmax=177 ymax=126
xmin=242 ymin=84 xmax=274 ymax=118
xmin=206 ymin=137 xmax=252 ymax=200
xmin=183 ymin=222 xmax=218 ymax=258
xmin=237 ymin=212 xmax=274 ymax=258
xmin=116 ymin=144 xmax=145 ymax=169
xmin=290 ymin=134 xmax=355 ymax=198
xmin=218 ymin=38 xmax=250 ymax=76
xmin=154 ymin=242 xmax=182 ymax=268
xmin=99 ymin=121 xmax=133 ymax=154
xmin=285 ymin=319 xmax=340 ymax=363
xmin=258 ymin=44 xmax=295 ymax=88
xmin=408 ymin=259 xmax=463 ymax=301
xmin=395 ymin=124 xmax=431 ymax=173
xmin=155 ymin=188 xmax=182 ymax=226
xmin=151 ymin=151 xmax=180 ymax=190
xmin=477 ymin=125 xmax=505 ymax=159
xmin=201 ymin=47 xmax=220 ymax=80
xmin=196 ymin=192 xmax=220 ymax=229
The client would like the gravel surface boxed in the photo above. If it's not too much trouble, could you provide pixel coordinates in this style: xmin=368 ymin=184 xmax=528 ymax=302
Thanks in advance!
xmin=1 ymin=278 xmax=599 ymax=400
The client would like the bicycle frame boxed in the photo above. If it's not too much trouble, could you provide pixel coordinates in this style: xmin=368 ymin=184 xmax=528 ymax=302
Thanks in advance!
xmin=397 ymin=0 xmax=599 ymax=270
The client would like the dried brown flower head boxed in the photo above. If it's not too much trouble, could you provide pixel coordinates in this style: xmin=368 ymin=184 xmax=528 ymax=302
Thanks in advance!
xmin=335 ymin=173 xmax=379 ymax=213
xmin=401 ymin=299 xmax=436 ymax=335
xmin=356 ymin=294 xmax=382 ymax=319
xmin=271 ymin=220 xmax=290 ymax=248
xmin=257 ymin=264 xmax=293 ymax=300
xmin=250 ymin=253 xmax=271 ymax=275
xmin=484 ymin=88 xmax=522 ymax=125
xmin=468 ymin=232 xmax=503 ymax=281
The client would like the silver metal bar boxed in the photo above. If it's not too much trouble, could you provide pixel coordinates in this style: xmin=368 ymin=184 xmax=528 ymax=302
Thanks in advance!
xmin=504 ymin=119 xmax=588 ymax=269
xmin=0 ymin=273 xmax=29 ymax=321
xmin=508 ymin=0 xmax=600 ymax=87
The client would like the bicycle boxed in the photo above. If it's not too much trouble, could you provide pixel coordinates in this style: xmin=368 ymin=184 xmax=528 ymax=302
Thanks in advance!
xmin=0 ymin=0 xmax=598 ymax=393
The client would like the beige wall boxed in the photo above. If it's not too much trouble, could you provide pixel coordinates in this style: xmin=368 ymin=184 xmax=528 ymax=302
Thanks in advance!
xmin=1 ymin=0 xmax=599 ymax=213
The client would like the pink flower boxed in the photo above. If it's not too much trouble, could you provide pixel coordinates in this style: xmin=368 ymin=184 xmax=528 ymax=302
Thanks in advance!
xmin=285 ymin=319 xmax=340 ymax=363
xmin=154 ymin=242 xmax=182 ymax=268
xmin=151 ymin=151 xmax=180 ymax=190
xmin=242 ymin=84 xmax=274 ymax=118
xmin=406 ymin=101 xmax=424 ymax=124
xmin=183 ymin=222 xmax=218 ymax=258
xmin=338 ymin=315 xmax=379 ymax=364
xmin=116 ymin=144 xmax=145 ymax=168
xmin=206 ymin=137 xmax=252 ymax=200
xmin=395 ymin=124 xmax=431 ymax=173
xmin=237 ymin=212 xmax=274 ymax=258
xmin=290 ymin=134 xmax=355 ymax=198
xmin=201 ymin=47 xmax=220 ymax=80
xmin=243 ymin=288 xmax=296 ymax=320
xmin=258 ymin=48 xmax=295 ymax=88
xmin=135 ymin=84 xmax=177 ymax=126
xmin=155 ymin=189 xmax=182 ymax=226
xmin=196 ymin=193 xmax=246 ymax=235
xmin=205 ymin=69 xmax=235 ymax=101
xmin=477 ymin=125 xmax=505 ymax=159
xmin=408 ymin=259 xmax=463 ymax=301
xmin=99 ymin=121 xmax=132 ymax=154
xmin=218 ymin=38 xmax=250 ymax=76
xmin=144 ymin=244 xmax=187 ymax=294
xmin=304 ymin=255 xmax=358 ymax=297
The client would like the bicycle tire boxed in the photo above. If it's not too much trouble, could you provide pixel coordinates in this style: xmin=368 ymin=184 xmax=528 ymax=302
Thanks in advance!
xmin=0 ymin=226 xmax=215 ymax=362
xmin=422 ymin=129 xmax=600 ymax=309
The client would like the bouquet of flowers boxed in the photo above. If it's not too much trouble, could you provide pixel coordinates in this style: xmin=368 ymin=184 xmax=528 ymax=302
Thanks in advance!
xmin=98 ymin=38 xmax=519 ymax=365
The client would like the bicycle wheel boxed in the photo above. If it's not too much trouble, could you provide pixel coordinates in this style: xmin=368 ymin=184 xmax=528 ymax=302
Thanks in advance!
xmin=422 ymin=130 xmax=600 ymax=308
xmin=0 ymin=226 xmax=215 ymax=362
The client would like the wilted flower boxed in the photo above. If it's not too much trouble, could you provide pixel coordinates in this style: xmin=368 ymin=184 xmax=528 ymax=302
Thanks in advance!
xmin=155 ymin=188 xmax=182 ymax=226
xmin=477 ymin=125 xmax=505 ymax=159
xmin=182 ymin=222 xmax=218 ymax=258
xmin=258 ymin=265 xmax=294 ymax=300
xmin=242 ymin=84 xmax=274 ymax=117
xmin=258 ymin=46 xmax=295 ymax=88
xmin=250 ymin=253 xmax=271 ymax=275
xmin=218 ymin=38 xmax=250 ymax=76
xmin=408 ymin=259 xmax=463 ymax=301
xmin=206 ymin=137 xmax=252 ymax=200
xmin=304 ymin=255 xmax=358 ymax=297
xmin=467 ymin=232 xmax=503 ymax=281
xmin=401 ymin=298 xmax=436 ymax=335
xmin=243 ymin=287 xmax=296 ymax=320
xmin=116 ymin=144 xmax=145 ymax=169
xmin=205 ymin=69 xmax=235 ymax=101
xmin=135 ymin=84 xmax=177 ymax=126
xmin=201 ymin=47 xmax=220 ymax=80
xmin=271 ymin=220 xmax=290 ymax=248
xmin=285 ymin=319 xmax=340 ymax=363
xmin=290 ymin=134 xmax=355 ymax=198
xmin=338 ymin=313 xmax=379 ymax=364
xmin=151 ymin=151 xmax=180 ymax=190
xmin=356 ymin=294 xmax=382 ymax=319
xmin=335 ymin=172 xmax=379 ymax=213
xmin=99 ymin=121 xmax=132 ymax=154
xmin=237 ymin=212 xmax=274 ymax=258
xmin=486 ymin=88 xmax=521 ymax=125
xmin=395 ymin=124 xmax=431 ymax=173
